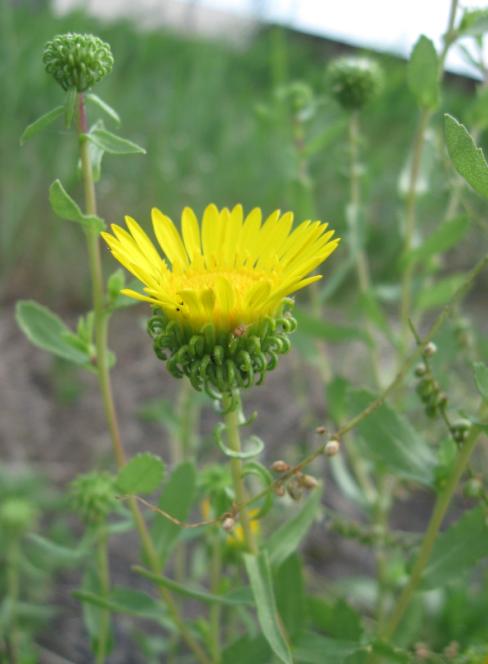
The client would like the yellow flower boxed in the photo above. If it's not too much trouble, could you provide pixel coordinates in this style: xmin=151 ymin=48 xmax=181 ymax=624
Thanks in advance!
xmin=102 ymin=204 xmax=339 ymax=334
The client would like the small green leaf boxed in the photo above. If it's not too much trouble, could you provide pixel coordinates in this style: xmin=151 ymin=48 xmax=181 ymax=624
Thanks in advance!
xmin=293 ymin=632 xmax=363 ymax=663
xmin=87 ymin=127 xmax=146 ymax=155
xmin=474 ymin=362 xmax=488 ymax=401
xmin=151 ymin=461 xmax=197 ymax=562
xmin=116 ymin=453 xmax=165 ymax=495
xmin=404 ymin=215 xmax=470 ymax=266
xmin=444 ymin=114 xmax=488 ymax=199
xmin=86 ymin=93 xmax=121 ymax=125
xmin=422 ymin=508 xmax=488 ymax=589
xmin=307 ymin=597 xmax=363 ymax=641
xmin=222 ymin=635 xmax=271 ymax=664
xmin=244 ymin=551 xmax=293 ymax=664
xmin=407 ymin=36 xmax=440 ymax=109
xmin=348 ymin=389 xmax=435 ymax=485
xmin=49 ymin=179 xmax=106 ymax=232
xmin=20 ymin=106 xmax=64 ymax=145
xmin=27 ymin=534 xmax=88 ymax=567
xmin=295 ymin=308 xmax=369 ymax=344
xmin=417 ymin=273 xmax=466 ymax=312
xmin=16 ymin=300 xmax=91 ymax=365
xmin=266 ymin=488 xmax=322 ymax=567
xmin=74 ymin=587 xmax=166 ymax=622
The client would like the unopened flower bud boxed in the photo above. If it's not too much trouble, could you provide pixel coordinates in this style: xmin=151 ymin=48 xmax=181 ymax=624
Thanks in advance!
xmin=43 ymin=32 xmax=114 ymax=92
xmin=414 ymin=363 xmax=427 ymax=377
xmin=327 ymin=56 xmax=383 ymax=110
xmin=221 ymin=516 xmax=235 ymax=532
xmin=287 ymin=477 xmax=303 ymax=501
xmin=324 ymin=439 xmax=340 ymax=457
xmin=69 ymin=471 xmax=117 ymax=525
xmin=300 ymin=474 xmax=319 ymax=490
xmin=273 ymin=483 xmax=286 ymax=497
xmin=0 ymin=498 xmax=37 ymax=535
xmin=463 ymin=477 xmax=483 ymax=499
xmin=271 ymin=460 xmax=290 ymax=473
xmin=423 ymin=342 xmax=437 ymax=357
xmin=315 ymin=425 xmax=326 ymax=435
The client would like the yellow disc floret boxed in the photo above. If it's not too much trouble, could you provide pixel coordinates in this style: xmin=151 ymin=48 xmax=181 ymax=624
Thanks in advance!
xmin=102 ymin=204 xmax=339 ymax=333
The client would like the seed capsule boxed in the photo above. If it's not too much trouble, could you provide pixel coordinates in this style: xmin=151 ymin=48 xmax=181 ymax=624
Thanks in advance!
xmin=221 ymin=516 xmax=235 ymax=532
xmin=300 ymin=474 xmax=319 ymax=490
xmin=271 ymin=460 xmax=290 ymax=473
xmin=324 ymin=439 xmax=340 ymax=457
xmin=423 ymin=341 xmax=437 ymax=357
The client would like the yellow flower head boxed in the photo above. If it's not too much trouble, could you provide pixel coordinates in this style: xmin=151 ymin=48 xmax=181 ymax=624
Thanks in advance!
xmin=102 ymin=204 xmax=339 ymax=398
xmin=102 ymin=204 xmax=339 ymax=333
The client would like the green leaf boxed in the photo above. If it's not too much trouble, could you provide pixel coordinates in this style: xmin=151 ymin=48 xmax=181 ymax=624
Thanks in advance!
xmin=348 ymin=389 xmax=435 ymax=485
xmin=87 ymin=127 xmax=146 ymax=155
xmin=293 ymin=633 xmax=363 ymax=663
xmin=27 ymin=534 xmax=88 ymax=567
xmin=133 ymin=566 xmax=253 ymax=606
xmin=20 ymin=106 xmax=64 ymax=145
xmin=444 ymin=114 xmax=488 ymax=199
xmin=266 ymin=488 xmax=322 ymax=567
xmin=116 ymin=453 xmax=165 ymax=495
xmin=49 ymin=179 xmax=106 ymax=232
xmin=416 ymin=273 xmax=466 ymax=312
xmin=422 ymin=507 xmax=488 ymax=589
xmin=407 ymin=36 xmax=440 ymax=109
xmin=244 ymin=551 xmax=293 ymax=664
xmin=359 ymin=292 xmax=394 ymax=342
xmin=304 ymin=119 xmax=346 ymax=157
xmin=74 ymin=586 xmax=167 ymax=623
xmin=404 ymin=215 xmax=470 ymax=266
xmin=151 ymin=461 xmax=197 ymax=562
xmin=473 ymin=362 xmax=488 ymax=401
xmin=16 ymin=300 xmax=91 ymax=365
xmin=274 ymin=554 xmax=305 ymax=639
xmin=86 ymin=93 xmax=121 ymax=125
xmin=295 ymin=308 xmax=369 ymax=344
xmin=222 ymin=635 xmax=271 ymax=664
xmin=307 ymin=597 xmax=363 ymax=641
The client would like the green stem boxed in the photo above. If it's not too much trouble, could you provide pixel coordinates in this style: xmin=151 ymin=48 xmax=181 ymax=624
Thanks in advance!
xmin=224 ymin=393 xmax=257 ymax=554
xmin=5 ymin=539 xmax=19 ymax=664
xmin=209 ymin=531 xmax=223 ymax=662
xmin=382 ymin=401 xmax=488 ymax=641
xmin=76 ymin=94 xmax=210 ymax=664
xmin=96 ymin=528 xmax=110 ymax=664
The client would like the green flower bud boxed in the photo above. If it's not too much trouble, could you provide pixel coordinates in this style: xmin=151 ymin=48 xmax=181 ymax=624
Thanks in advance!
xmin=147 ymin=304 xmax=297 ymax=400
xmin=326 ymin=56 xmax=383 ymax=110
xmin=69 ymin=471 xmax=117 ymax=525
xmin=0 ymin=497 xmax=37 ymax=535
xmin=43 ymin=33 xmax=114 ymax=92
xmin=463 ymin=477 xmax=483 ymax=499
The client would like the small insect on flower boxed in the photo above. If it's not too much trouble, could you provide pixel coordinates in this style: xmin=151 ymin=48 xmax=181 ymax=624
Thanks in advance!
xmin=102 ymin=205 xmax=340 ymax=396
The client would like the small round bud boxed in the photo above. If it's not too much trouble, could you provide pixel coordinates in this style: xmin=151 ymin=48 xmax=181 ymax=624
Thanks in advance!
xmin=0 ymin=498 xmax=37 ymax=535
xmin=436 ymin=392 xmax=448 ymax=408
xmin=443 ymin=641 xmax=459 ymax=659
xmin=271 ymin=460 xmax=290 ymax=473
xmin=286 ymin=477 xmax=304 ymax=501
xmin=315 ymin=425 xmax=327 ymax=435
xmin=463 ymin=477 xmax=483 ymax=499
xmin=273 ymin=483 xmax=286 ymax=497
xmin=423 ymin=342 xmax=437 ymax=357
xmin=414 ymin=363 xmax=427 ymax=377
xmin=221 ymin=516 xmax=235 ymax=532
xmin=69 ymin=471 xmax=117 ymax=525
xmin=300 ymin=474 xmax=319 ymax=490
xmin=43 ymin=33 xmax=114 ymax=92
xmin=327 ymin=56 xmax=383 ymax=110
xmin=324 ymin=439 xmax=340 ymax=457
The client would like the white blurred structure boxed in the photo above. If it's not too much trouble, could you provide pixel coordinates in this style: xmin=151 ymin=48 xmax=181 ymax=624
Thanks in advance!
xmin=54 ymin=0 xmax=486 ymax=78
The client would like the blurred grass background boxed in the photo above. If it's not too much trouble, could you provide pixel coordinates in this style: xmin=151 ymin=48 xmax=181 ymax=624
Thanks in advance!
xmin=0 ymin=0 xmax=477 ymax=307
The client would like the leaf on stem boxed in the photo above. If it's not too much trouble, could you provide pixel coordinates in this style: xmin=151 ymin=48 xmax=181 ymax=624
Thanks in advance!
xmin=407 ymin=36 xmax=440 ymax=110
xmin=444 ymin=114 xmax=488 ymax=199
xmin=116 ymin=453 xmax=165 ymax=495
xmin=49 ymin=179 xmax=106 ymax=232
xmin=244 ymin=550 xmax=293 ymax=664
xmin=473 ymin=362 xmax=488 ymax=401
xmin=86 ymin=93 xmax=121 ymax=125
xmin=20 ymin=106 xmax=64 ymax=145
xmin=403 ymin=215 xmax=470 ymax=267
xmin=87 ymin=127 xmax=146 ymax=154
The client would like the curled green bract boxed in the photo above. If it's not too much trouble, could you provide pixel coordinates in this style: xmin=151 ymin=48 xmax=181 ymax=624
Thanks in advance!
xmin=147 ymin=303 xmax=297 ymax=401
xmin=43 ymin=33 xmax=114 ymax=92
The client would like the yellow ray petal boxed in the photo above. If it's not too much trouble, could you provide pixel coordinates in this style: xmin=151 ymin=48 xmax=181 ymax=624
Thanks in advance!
xmin=181 ymin=206 xmax=202 ymax=262
xmin=152 ymin=208 xmax=189 ymax=269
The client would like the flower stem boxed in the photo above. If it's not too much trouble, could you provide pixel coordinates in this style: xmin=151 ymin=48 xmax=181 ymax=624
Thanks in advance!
xmin=5 ymin=539 xmax=20 ymax=664
xmin=209 ymin=530 xmax=223 ymax=662
xmin=224 ymin=393 xmax=257 ymax=554
xmin=381 ymin=401 xmax=488 ymax=641
xmin=76 ymin=94 xmax=211 ymax=664
xmin=95 ymin=527 xmax=110 ymax=664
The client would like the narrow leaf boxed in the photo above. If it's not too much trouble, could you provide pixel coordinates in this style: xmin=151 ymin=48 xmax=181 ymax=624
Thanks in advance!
xmin=74 ymin=587 xmax=166 ymax=622
xmin=422 ymin=507 xmax=488 ymax=589
xmin=266 ymin=488 xmax=322 ymax=567
xmin=244 ymin=551 xmax=293 ymax=664
xmin=116 ymin=453 xmax=165 ymax=495
xmin=86 ymin=93 xmax=121 ymax=125
xmin=274 ymin=554 xmax=305 ymax=639
xmin=293 ymin=632 xmax=363 ymax=663
xmin=407 ymin=36 xmax=440 ymax=109
xmin=151 ymin=461 xmax=197 ymax=562
xmin=49 ymin=179 xmax=105 ymax=232
xmin=404 ymin=215 xmax=470 ymax=266
xmin=20 ymin=106 xmax=64 ymax=145
xmin=295 ymin=308 xmax=369 ymax=344
xmin=16 ymin=300 xmax=90 ymax=365
xmin=473 ymin=362 xmax=488 ymax=401
xmin=87 ymin=127 xmax=146 ymax=155
xmin=417 ymin=273 xmax=466 ymax=312
xmin=27 ymin=534 xmax=88 ymax=567
xmin=444 ymin=114 xmax=488 ymax=199
xmin=348 ymin=389 xmax=435 ymax=485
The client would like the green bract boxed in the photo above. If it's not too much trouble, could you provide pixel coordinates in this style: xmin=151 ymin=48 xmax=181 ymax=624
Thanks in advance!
xmin=43 ymin=33 xmax=114 ymax=92
xmin=69 ymin=471 xmax=118 ymax=525
xmin=147 ymin=303 xmax=297 ymax=400
xmin=327 ymin=56 xmax=383 ymax=110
